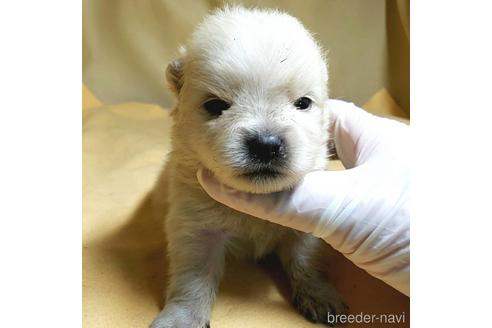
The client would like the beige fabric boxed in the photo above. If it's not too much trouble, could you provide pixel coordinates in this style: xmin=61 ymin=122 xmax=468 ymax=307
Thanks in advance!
xmin=363 ymin=88 xmax=408 ymax=121
xmin=82 ymin=85 xmax=409 ymax=327
xmin=83 ymin=0 xmax=410 ymax=114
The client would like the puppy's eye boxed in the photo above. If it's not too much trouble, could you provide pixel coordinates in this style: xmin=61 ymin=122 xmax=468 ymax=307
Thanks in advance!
xmin=293 ymin=97 xmax=312 ymax=110
xmin=203 ymin=98 xmax=231 ymax=116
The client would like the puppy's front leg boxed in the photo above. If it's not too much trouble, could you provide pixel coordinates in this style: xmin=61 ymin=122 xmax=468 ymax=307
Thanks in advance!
xmin=150 ymin=226 xmax=227 ymax=328
xmin=278 ymin=233 xmax=348 ymax=325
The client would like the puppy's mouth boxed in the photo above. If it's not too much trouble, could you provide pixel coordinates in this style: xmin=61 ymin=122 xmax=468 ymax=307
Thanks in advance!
xmin=240 ymin=168 xmax=283 ymax=179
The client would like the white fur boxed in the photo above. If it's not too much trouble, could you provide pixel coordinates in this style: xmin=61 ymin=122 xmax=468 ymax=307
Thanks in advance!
xmin=150 ymin=7 xmax=346 ymax=328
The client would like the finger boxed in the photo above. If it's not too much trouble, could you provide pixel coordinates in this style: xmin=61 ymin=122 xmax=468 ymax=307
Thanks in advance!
xmin=197 ymin=167 xmax=294 ymax=224
xmin=327 ymin=100 xmax=409 ymax=167
xmin=197 ymin=167 xmax=367 ymax=234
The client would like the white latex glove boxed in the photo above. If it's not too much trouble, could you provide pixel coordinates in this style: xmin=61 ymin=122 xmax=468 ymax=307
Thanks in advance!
xmin=197 ymin=100 xmax=410 ymax=296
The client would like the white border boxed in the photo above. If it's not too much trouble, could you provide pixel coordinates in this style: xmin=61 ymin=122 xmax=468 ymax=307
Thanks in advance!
xmin=0 ymin=1 xmax=81 ymax=327
xmin=412 ymin=1 xmax=492 ymax=327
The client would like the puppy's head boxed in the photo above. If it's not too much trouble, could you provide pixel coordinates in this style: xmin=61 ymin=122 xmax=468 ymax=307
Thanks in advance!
xmin=167 ymin=7 xmax=330 ymax=193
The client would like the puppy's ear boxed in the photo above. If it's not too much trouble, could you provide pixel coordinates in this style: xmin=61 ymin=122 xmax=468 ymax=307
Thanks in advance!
xmin=165 ymin=58 xmax=184 ymax=97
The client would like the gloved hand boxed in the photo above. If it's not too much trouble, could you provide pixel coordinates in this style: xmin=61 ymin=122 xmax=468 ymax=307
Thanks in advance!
xmin=197 ymin=100 xmax=410 ymax=296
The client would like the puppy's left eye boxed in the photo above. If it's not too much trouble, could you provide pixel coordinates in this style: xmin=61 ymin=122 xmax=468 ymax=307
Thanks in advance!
xmin=293 ymin=97 xmax=312 ymax=110
xmin=203 ymin=98 xmax=231 ymax=116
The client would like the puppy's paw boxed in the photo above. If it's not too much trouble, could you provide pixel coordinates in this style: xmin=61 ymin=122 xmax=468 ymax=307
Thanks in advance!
xmin=149 ymin=303 xmax=210 ymax=328
xmin=292 ymin=284 xmax=349 ymax=326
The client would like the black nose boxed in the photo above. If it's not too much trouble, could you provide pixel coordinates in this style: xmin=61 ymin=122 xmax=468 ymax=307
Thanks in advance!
xmin=246 ymin=134 xmax=285 ymax=163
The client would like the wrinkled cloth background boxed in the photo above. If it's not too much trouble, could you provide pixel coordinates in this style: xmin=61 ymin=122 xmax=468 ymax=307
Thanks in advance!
xmin=83 ymin=1 xmax=410 ymax=327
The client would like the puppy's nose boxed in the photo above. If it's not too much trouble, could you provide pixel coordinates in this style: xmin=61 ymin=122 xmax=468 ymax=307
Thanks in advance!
xmin=246 ymin=134 xmax=285 ymax=163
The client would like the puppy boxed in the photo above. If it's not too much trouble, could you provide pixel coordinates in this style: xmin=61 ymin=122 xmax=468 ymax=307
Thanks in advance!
xmin=151 ymin=7 xmax=347 ymax=328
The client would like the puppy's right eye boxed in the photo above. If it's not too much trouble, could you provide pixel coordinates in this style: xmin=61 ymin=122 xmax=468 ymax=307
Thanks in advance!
xmin=203 ymin=99 xmax=231 ymax=116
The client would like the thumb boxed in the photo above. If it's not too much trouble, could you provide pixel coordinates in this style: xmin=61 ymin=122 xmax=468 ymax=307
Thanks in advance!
xmin=197 ymin=167 xmax=366 ymax=234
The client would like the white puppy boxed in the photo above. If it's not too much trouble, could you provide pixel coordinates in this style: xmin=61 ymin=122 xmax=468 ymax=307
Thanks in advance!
xmin=151 ymin=7 xmax=347 ymax=328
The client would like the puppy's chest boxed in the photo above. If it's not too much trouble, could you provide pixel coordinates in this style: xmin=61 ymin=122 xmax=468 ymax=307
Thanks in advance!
xmin=173 ymin=188 xmax=287 ymax=258
xmin=208 ymin=207 xmax=287 ymax=259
